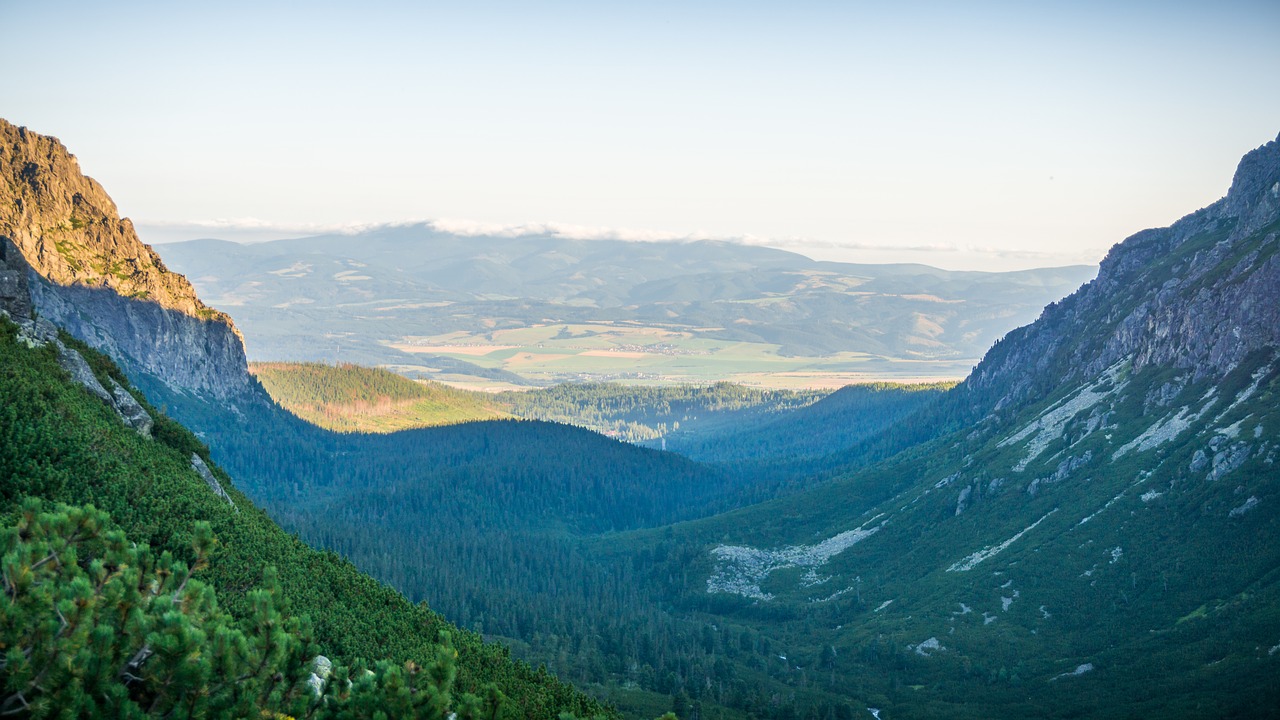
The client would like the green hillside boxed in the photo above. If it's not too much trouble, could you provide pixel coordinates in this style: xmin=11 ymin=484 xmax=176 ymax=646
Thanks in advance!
xmin=613 ymin=350 xmax=1280 ymax=718
xmin=250 ymin=361 xmax=508 ymax=432
xmin=496 ymin=381 xmax=828 ymax=442
xmin=0 ymin=317 xmax=608 ymax=719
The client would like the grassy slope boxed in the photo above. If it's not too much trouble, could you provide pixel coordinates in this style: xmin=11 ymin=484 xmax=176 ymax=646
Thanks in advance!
xmin=250 ymin=361 xmax=508 ymax=432
xmin=0 ymin=322 xmax=607 ymax=720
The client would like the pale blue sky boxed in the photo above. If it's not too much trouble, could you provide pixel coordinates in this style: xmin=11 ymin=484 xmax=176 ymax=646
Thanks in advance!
xmin=4 ymin=0 xmax=1278 ymax=270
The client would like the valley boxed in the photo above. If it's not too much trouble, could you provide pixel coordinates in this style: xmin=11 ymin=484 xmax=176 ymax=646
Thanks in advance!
xmin=387 ymin=322 xmax=971 ymax=390
xmin=154 ymin=231 xmax=1095 ymax=390
xmin=1 ymin=117 xmax=1277 ymax=720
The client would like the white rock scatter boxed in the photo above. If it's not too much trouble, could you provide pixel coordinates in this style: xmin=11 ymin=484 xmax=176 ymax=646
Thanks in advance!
xmin=1216 ymin=419 xmax=1245 ymax=439
xmin=1140 ymin=489 xmax=1163 ymax=502
xmin=1000 ymin=363 xmax=1127 ymax=472
xmin=1051 ymin=663 xmax=1095 ymax=681
xmin=1040 ymin=605 xmax=1052 ymax=619
xmin=1109 ymin=546 xmax=1123 ymax=564
xmin=1229 ymin=496 xmax=1260 ymax=518
xmin=813 ymin=586 xmax=856 ymax=603
xmin=983 ymin=612 xmax=997 ymax=625
xmin=874 ymin=600 xmax=893 ymax=612
xmin=867 ymin=708 xmax=882 ymax=720
xmin=1001 ymin=596 xmax=1014 ymax=611
xmin=947 ymin=510 xmax=1057 ymax=572
xmin=912 ymin=637 xmax=945 ymax=656
xmin=1213 ymin=364 xmax=1271 ymax=424
xmin=707 ymin=517 xmax=884 ymax=600
xmin=1113 ymin=389 xmax=1217 ymax=460
xmin=1077 ymin=489 xmax=1129 ymax=526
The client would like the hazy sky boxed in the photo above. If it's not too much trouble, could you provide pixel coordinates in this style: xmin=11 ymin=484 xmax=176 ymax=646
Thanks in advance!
xmin=4 ymin=0 xmax=1278 ymax=270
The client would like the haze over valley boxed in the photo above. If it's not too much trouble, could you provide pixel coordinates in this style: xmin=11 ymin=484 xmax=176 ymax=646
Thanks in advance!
xmin=157 ymin=231 xmax=1095 ymax=389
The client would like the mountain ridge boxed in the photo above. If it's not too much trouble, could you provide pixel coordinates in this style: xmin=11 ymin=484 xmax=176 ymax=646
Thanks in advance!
xmin=964 ymin=131 xmax=1280 ymax=415
xmin=0 ymin=118 xmax=252 ymax=399
xmin=154 ymin=225 xmax=1096 ymax=381
xmin=611 ymin=131 xmax=1280 ymax=717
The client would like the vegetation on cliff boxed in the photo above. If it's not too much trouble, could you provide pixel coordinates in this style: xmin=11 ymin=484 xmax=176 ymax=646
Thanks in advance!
xmin=0 ymin=316 xmax=610 ymax=719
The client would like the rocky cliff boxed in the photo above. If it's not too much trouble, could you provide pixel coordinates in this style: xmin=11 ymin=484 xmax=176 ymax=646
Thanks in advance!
xmin=964 ymin=132 xmax=1280 ymax=415
xmin=0 ymin=119 xmax=251 ymax=398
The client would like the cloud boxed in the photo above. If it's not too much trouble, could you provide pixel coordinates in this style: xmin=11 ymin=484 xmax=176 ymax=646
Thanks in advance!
xmin=136 ymin=216 xmax=1104 ymax=270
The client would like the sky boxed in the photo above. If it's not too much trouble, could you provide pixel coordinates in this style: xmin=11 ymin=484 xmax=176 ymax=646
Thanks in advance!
xmin=3 ymin=0 xmax=1278 ymax=271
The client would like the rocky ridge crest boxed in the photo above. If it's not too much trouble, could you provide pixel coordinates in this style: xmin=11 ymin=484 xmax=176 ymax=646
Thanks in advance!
xmin=0 ymin=119 xmax=251 ymax=399
xmin=964 ymin=132 xmax=1280 ymax=415
xmin=0 ymin=119 xmax=234 ymax=325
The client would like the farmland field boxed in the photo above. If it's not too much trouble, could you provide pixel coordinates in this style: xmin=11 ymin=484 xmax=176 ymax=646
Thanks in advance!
xmin=388 ymin=321 xmax=974 ymax=390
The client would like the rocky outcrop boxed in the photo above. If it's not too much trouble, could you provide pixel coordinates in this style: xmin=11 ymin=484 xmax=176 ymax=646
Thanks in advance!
xmin=30 ymin=278 xmax=252 ymax=398
xmin=0 ymin=119 xmax=251 ymax=399
xmin=191 ymin=454 xmax=237 ymax=511
xmin=0 ymin=119 xmax=231 ymax=321
xmin=3 ymin=299 xmax=156 ymax=438
xmin=108 ymin=377 xmax=155 ymax=437
xmin=964 ymin=132 xmax=1280 ymax=416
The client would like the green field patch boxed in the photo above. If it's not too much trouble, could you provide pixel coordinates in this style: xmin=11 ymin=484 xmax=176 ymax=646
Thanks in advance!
xmin=393 ymin=324 xmax=974 ymax=388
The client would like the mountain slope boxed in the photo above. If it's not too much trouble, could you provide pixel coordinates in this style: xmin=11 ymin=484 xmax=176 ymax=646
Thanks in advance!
xmin=0 ymin=118 xmax=249 ymax=399
xmin=615 ymin=133 xmax=1280 ymax=717
xmin=250 ymin=361 xmax=510 ymax=432
xmin=0 ymin=119 xmax=609 ymax=719
xmin=0 ymin=317 xmax=605 ymax=719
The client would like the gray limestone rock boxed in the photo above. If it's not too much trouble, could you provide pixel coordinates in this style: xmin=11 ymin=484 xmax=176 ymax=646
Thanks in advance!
xmin=962 ymin=133 xmax=1280 ymax=419
xmin=55 ymin=341 xmax=113 ymax=404
xmin=0 ymin=122 xmax=253 ymax=401
xmin=1207 ymin=442 xmax=1251 ymax=481
xmin=307 ymin=655 xmax=333 ymax=697
xmin=190 ymin=454 xmax=237 ymax=512
xmin=108 ymin=378 xmax=154 ymax=437
xmin=1189 ymin=448 xmax=1209 ymax=472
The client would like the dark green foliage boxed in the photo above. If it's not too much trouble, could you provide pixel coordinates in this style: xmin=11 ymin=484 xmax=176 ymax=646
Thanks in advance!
xmin=496 ymin=382 xmax=827 ymax=443
xmin=0 ymin=499 xmax=500 ymax=719
xmin=0 ymin=317 xmax=608 ymax=719
xmin=658 ymin=381 xmax=950 ymax=483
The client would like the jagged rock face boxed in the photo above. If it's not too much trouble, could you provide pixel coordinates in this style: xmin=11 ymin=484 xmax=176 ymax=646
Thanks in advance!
xmin=965 ymin=132 xmax=1280 ymax=415
xmin=0 ymin=119 xmax=229 ymax=321
xmin=30 ymin=277 xmax=253 ymax=399
xmin=0 ymin=119 xmax=251 ymax=399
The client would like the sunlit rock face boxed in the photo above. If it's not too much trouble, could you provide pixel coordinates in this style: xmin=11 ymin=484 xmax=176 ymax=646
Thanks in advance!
xmin=0 ymin=119 xmax=252 ymax=399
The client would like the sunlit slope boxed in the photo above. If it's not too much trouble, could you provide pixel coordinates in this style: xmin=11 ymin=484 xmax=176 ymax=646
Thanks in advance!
xmin=250 ymin=361 xmax=508 ymax=432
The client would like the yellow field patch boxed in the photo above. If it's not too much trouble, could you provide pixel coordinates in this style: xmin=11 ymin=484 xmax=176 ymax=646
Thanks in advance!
xmin=391 ymin=344 xmax=518 ymax=356
xmin=578 ymin=350 xmax=651 ymax=359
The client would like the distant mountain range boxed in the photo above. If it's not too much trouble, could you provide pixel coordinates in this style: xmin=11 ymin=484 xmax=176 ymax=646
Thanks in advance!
xmin=154 ymin=229 xmax=1096 ymax=384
